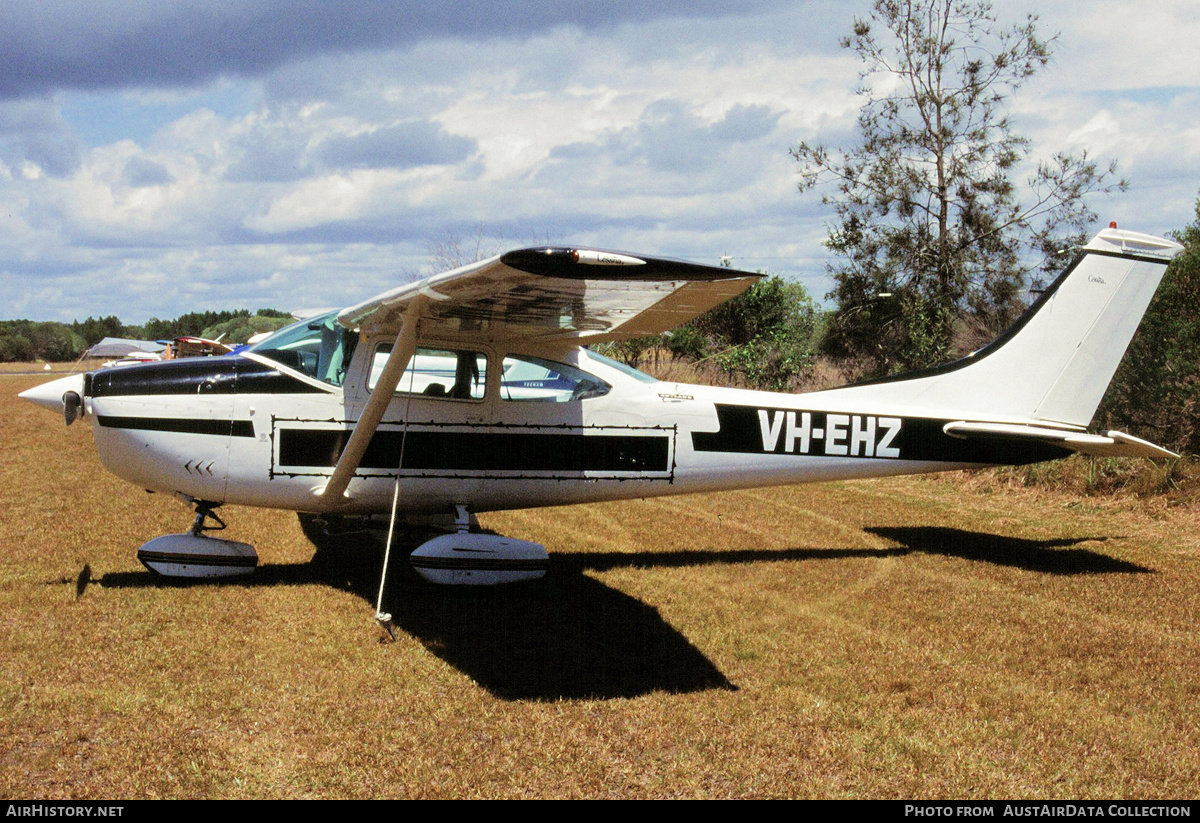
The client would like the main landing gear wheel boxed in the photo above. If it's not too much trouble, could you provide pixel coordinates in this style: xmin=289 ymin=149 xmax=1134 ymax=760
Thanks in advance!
xmin=407 ymin=504 xmax=549 ymax=586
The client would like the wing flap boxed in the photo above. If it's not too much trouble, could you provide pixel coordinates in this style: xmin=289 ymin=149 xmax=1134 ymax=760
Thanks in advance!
xmin=338 ymin=248 xmax=760 ymax=343
xmin=943 ymin=421 xmax=1177 ymax=459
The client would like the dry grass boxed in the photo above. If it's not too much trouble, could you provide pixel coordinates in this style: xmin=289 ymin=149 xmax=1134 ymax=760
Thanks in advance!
xmin=3 ymin=372 xmax=1200 ymax=799
xmin=0 ymin=361 xmax=87 ymax=375
xmin=983 ymin=455 xmax=1200 ymax=505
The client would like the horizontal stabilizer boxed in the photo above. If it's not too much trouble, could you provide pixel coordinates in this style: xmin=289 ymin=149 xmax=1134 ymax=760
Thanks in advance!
xmin=943 ymin=421 xmax=1177 ymax=460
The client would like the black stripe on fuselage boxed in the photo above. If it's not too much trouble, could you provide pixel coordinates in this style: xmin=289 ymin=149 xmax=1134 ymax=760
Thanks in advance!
xmin=98 ymin=416 xmax=255 ymax=437
xmin=692 ymin=404 xmax=1070 ymax=465
xmin=278 ymin=428 xmax=671 ymax=473
xmin=87 ymin=356 xmax=327 ymax=397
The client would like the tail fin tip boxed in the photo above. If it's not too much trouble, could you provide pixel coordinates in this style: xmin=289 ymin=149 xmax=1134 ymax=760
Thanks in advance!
xmin=1085 ymin=227 xmax=1183 ymax=259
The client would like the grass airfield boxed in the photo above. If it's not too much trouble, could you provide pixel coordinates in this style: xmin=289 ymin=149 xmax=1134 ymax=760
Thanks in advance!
xmin=2 ymin=371 xmax=1199 ymax=799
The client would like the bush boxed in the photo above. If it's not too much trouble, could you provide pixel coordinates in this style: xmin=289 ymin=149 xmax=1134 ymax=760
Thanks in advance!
xmin=688 ymin=275 xmax=820 ymax=390
xmin=1097 ymin=197 xmax=1200 ymax=455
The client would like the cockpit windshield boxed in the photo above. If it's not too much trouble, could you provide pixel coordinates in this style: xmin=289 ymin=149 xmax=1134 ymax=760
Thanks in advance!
xmin=245 ymin=310 xmax=358 ymax=387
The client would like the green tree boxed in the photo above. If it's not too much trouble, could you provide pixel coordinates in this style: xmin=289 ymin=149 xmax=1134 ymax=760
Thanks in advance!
xmin=793 ymin=0 xmax=1125 ymax=376
xmin=143 ymin=310 xmax=251 ymax=341
xmin=201 ymin=313 xmax=292 ymax=345
xmin=674 ymin=276 xmax=819 ymax=390
xmin=1098 ymin=196 xmax=1200 ymax=454
xmin=600 ymin=335 xmax=661 ymax=368
xmin=30 ymin=322 xmax=84 ymax=361
xmin=0 ymin=331 xmax=33 ymax=362
xmin=71 ymin=315 xmax=124 ymax=347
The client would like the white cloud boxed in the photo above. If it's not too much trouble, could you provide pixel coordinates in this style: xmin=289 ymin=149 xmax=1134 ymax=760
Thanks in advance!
xmin=247 ymin=169 xmax=406 ymax=233
xmin=1038 ymin=2 xmax=1200 ymax=91
xmin=0 ymin=2 xmax=1197 ymax=322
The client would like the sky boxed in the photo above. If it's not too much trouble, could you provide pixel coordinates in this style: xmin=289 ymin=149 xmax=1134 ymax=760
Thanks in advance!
xmin=2 ymin=0 xmax=1198 ymax=323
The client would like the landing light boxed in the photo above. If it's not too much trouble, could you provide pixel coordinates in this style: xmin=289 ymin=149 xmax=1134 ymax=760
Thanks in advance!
xmin=571 ymin=250 xmax=646 ymax=266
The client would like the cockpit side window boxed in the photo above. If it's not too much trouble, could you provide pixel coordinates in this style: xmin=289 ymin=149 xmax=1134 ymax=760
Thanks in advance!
xmin=246 ymin=311 xmax=358 ymax=387
xmin=369 ymin=344 xmax=487 ymax=400
xmin=500 ymin=355 xmax=610 ymax=402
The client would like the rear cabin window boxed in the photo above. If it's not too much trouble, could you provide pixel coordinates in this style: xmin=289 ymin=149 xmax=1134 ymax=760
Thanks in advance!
xmin=500 ymin=355 xmax=610 ymax=402
xmin=369 ymin=345 xmax=487 ymax=400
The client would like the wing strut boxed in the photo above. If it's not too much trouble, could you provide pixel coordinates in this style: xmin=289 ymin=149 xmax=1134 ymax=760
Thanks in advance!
xmin=316 ymin=296 xmax=428 ymax=503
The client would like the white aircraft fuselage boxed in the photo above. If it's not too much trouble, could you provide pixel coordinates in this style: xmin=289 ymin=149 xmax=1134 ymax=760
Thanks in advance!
xmin=18 ymin=227 xmax=1184 ymax=582
xmin=79 ymin=348 xmax=1025 ymax=518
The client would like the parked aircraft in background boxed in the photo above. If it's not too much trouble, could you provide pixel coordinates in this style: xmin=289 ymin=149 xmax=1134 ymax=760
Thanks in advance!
xmin=85 ymin=334 xmax=234 ymax=367
xmin=85 ymin=337 xmax=167 ymax=362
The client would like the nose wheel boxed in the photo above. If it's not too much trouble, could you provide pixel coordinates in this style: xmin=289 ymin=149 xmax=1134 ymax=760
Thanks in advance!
xmin=136 ymin=501 xmax=258 ymax=579
xmin=190 ymin=501 xmax=227 ymax=536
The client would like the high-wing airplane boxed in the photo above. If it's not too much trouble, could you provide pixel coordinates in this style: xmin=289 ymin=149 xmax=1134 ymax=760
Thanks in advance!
xmin=19 ymin=227 xmax=1183 ymax=586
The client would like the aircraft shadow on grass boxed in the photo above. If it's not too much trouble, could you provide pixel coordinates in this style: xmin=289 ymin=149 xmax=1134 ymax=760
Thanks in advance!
xmin=100 ymin=541 xmax=737 ymax=702
xmin=864 ymin=526 xmax=1152 ymax=575
xmin=97 ymin=526 xmax=1149 ymax=700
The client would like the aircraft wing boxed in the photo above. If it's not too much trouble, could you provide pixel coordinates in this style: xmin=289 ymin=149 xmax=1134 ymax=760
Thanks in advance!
xmin=337 ymin=248 xmax=762 ymax=343
xmin=943 ymin=421 xmax=1178 ymax=459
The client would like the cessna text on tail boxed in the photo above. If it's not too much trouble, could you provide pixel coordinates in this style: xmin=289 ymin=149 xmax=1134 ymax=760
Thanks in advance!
xmin=20 ymin=227 xmax=1182 ymax=584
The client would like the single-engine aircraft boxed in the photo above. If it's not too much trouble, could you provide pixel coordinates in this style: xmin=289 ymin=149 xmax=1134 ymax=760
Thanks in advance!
xmin=19 ymin=227 xmax=1183 ymax=585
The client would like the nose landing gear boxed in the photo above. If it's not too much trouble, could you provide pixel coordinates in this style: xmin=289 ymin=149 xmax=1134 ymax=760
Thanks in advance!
xmin=136 ymin=501 xmax=258 ymax=578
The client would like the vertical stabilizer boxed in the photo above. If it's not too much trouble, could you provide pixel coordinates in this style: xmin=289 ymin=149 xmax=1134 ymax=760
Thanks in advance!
xmin=814 ymin=228 xmax=1183 ymax=426
xmin=1029 ymin=230 xmax=1182 ymax=424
